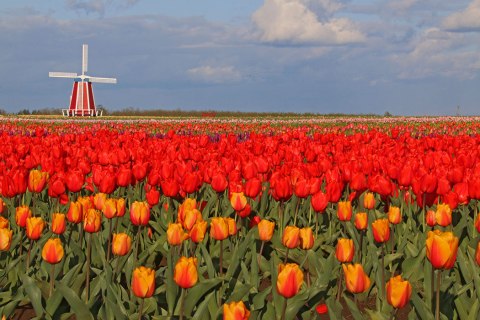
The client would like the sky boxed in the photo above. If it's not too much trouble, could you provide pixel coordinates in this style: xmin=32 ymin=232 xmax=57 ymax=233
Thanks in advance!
xmin=0 ymin=0 xmax=479 ymax=115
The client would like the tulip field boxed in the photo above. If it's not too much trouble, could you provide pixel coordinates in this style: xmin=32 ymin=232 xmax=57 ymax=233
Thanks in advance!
xmin=2 ymin=115 xmax=480 ymax=319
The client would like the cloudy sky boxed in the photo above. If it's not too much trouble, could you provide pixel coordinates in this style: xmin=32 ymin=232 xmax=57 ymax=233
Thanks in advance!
xmin=1 ymin=0 xmax=479 ymax=115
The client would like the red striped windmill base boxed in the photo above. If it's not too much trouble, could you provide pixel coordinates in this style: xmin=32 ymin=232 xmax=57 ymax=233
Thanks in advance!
xmin=49 ymin=44 xmax=117 ymax=117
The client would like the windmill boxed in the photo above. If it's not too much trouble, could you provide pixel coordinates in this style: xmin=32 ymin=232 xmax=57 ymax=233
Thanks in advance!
xmin=49 ymin=44 xmax=117 ymax=116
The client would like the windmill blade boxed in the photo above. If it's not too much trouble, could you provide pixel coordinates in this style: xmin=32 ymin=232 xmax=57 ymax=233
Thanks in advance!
xmin=88 ymin=76 xmax=117 ymax=84
xmin=49 ymin=72 xmax=78 ymax=78
xmin=82 ymin=44 xmax=88 ymax=75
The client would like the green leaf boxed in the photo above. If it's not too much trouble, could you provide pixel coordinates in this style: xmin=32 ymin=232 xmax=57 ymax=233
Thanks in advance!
xmin=410 ymin=290 xmax=433 ymax=320
xmin=182 ymin=278 xmax=223 ymax=316
xmin=20 ymin=274 xmax=44 ymax=317
xmin=343 ymin=295 xmax=365 ymax=320
xmin=55 ymin=281 xmax=94 ymax=320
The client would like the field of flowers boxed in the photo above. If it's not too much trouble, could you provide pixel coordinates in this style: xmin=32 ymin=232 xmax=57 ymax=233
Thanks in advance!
xmin=0 ymin=116 xmax=480 ymax=320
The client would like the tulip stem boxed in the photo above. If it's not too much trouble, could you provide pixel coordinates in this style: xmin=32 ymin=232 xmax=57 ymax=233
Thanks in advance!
xmin=26 ymin=239 xmax=33 ymax=269
xmin=381 ymin=245 xmax=385 ymax=300
xmin=180 ymin=288 xmax=187 ymax=320
xmin=280 ymin=298 xmax=287 ymax=320
xmin=134 ymin=226 xmax=141 ymax=267
xmin=336 ymin=273 xmax=342 ymax=301
xmin=86 ymin=232 xmax=92 ymax=303
xmin=293 ymin=198 xmax=300 ymax=226
xmin=138 ymin=298 xmax=145 ymax=320
xmin=107 ymin=218 xmax=113 ymax=262
xmin=435 ymin=271 xmax=441 ymax=320
xmin=391 ymin=226 xmax=395 ymax=254
xmin=219 ymin=240 xmax=223 ymax=277
xmin=49 ymin=263 xmax=55 ymax=297
xmin=358 ymin=232 xmax=364 ymax=263
xmin=284 ymin=248 xmax=289 ymax=264
xmin=389 ymin=308 xmax=398 ymax=320
xmin=258 ymin=241 xmax=265 ymax=267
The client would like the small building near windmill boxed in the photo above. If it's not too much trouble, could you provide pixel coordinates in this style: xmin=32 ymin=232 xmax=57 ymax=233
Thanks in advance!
xmin=49 ymin=44 xmax=117 ymax=117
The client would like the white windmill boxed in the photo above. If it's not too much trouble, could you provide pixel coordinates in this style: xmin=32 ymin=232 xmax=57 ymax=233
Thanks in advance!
xmin=49 ymin=44 xmax=117 ymax=116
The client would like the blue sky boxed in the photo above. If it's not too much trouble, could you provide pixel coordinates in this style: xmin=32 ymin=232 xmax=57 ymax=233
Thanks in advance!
xmin=1 ymin=0 xmax=479 ymax=115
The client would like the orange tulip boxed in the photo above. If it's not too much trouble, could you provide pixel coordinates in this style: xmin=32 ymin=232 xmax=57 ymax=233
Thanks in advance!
xmin=0 ymin=198 xmax=4 ymax=214
xmin=174 ymin=256 xmax=198 ymax=289
xmin=342 ymin=263 xmax=371 ymax=294
xmin=282 ymin=226 xmax=300 ymax=249
xmin=210 ymin=217 xmax=229 ymax=241
xmin=51 ymin=213 xmax=66 ymax=235
xmin=130 ymin=201 xmax=150 ymax=226
xmin=67 ymin=201 xmax=83 ymax=224
xmin=257 ymin=219 xmax=275 ymax=242
xmin=336 ymin=238 xmax=355 ymax=263
xmin=0 ymin=216 xmax=9 ymax=229
xmin=386 ymin=275 xmax=412 ymax=309
xmin=223 ymin=301 xmax=250 ymax=320
xmin=167 ymin=223 xmax=189 ymax=246
xmin=42 ymin=238 xmax=64 ymax=264
xmin=388 ymin=206 xmax=401 ymax=225
xmin=26 ymin=217 xmax=45 ymax=240
xmin=299 ymin=227 xmax=314 ymax=250
xmin=93 ymin=193 xmax=107 ymax=211
xmin=189 ymin=220 xmax=208 ymax=243
xmin=102 ymin=198 xmax=117 ymax=219
xmin=28 ymin=169 xmax=48 ymax=193
xmin=116 ymin=198 xmax=126 ymax=217
xmin=15 ymin=206 xmax=32 ymax=228
xmin=84 ymin=209 xmax=101 ymax=233
xmin=178 ymin=198 xmax=197 ymax=222
xmin=230 ymin=192 xmax=247 ymax=211
xmin=372 ymin=219 xmax=390 ymax=243
xmin=0 ymin=228 xmax=13 ymax=251
xmin=112 ymin=233 xmax=132 ymax=256
xmin=354 ymin=212 xmax=368 ymax=230
xmin=435 ymin=204 xmax=452 ymax=227
xmin=132 ymin=266 xmax=155 ymax=298
xmin=363 ymin=192 xmax=375 ymax=210
xmin=276 ymin=263 xmax=304 ymax=298
xmin=337 ymin=201 xmax=352 ymax=221
xmin=78 ymin=196 xmax=94 ymax=213
xmin=226 ymin=217 xmax=237 ymax=236
xmin=179 ymin=208 xmax=200 ymax=231
xmin=426 ymin=210 xmax=436 ymax=227
xmin=426 ymin=230 xmax=458 ymax=269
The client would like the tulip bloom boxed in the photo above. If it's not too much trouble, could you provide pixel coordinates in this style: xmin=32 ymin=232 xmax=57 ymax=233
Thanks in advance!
xmin=299 ymin=227 xmax=314 ymax=250
xmin=84 ymin=209 xmax=101 ymax=233
xmin=337 ymin=201 xmax=352 ymax=221
xmin=230 ymin=192 xmax=247 ymax=211
xmin=112 ymin=233 xmax=132 ymax=256
xmin=354 ymin=212 xmax=368 ymax=230
xmin=386 ymin=275 xmax=412 ymax=309
xmin=311 ymin=191 xmax=329 ymax=213
xmin=282 ymin=226 xmax=300 ymax=249
xmin=28 ymin=169 xmax=48 ymax=193
xmin=372 ymin=219 xmax=390 ymax=243
xmin=15 ymin=206 xmax=32 ymax=228
xmin=336 ymin=238 xmax=355 ymax=263
xmin=167 ymin=223 xmax=189 ymax=246
xmin=316 ymin=303 xmax=328 ymax=315
xmin=426 ymin=230 xmax=459 ymax=269
xmin=210 ymin=217 xmax=229 ymax=241
xmin=189 ymin=220 xmax=208 ymax=243
xmin=51 ymin=213 xmax=66 ymax=235
xmin=426 ymin=210 xmax=436 ymax=227
xmin=132 ymin=266 xmax=156 ymax=298
xmin=363 ymin=192 xmax=375 ymax=210
xmin=257 ymin=220 xmax=275 ymax=242
xmin=226 ymin=217 xmax=237 ymax=236
xmin=0 ymin=228 xmax=13 ymax=251
xmin=130 ymin=201 xmax=150 ymax=226
xmin=276 ymin=263 xmax=304 ymax=298
xmin=102 ymin=198 xmax=117 ymax=219
xmin=223 ymin=301 xmax=250 ymax=320
xmin=116 ymin=198 xmax=126 ymax=217
xmin=67 ymin=201 xmax=83 ymax=224
xmin=174 ymin=256 xmax=198 ymax=289
xmin=93 ymin=193 xmax=107 ymax=211
xmin=179 ymin=208 xmax=200 ymax=231
xmin=42 ymin=238 xmax=64 ymax=264
xmin=388 ymin=206 xmax=401 ymax=225
xmin=26 ymin=217 xmax=45 ymax=240
xmin=435 ymin=204 xmax=452 ymax=227
xmin=342 ymin=263 xmax=371 ymax=294
xmin=0 ymin=198 xmax=4 ymax=214
xmin=0 ymin=216 xmax=9 ymax=229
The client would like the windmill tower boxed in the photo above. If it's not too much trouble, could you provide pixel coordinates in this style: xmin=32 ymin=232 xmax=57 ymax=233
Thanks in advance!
xmin=49 ymin=44 xmax=117 ymax=116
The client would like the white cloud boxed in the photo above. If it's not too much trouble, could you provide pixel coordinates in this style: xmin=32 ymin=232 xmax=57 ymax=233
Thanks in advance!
xmin=187 ymin=65 xmax=242 ymax=83
xmin=65 ymin=0 xmax=140 ymax=16
xmin=442 ymin=0 xmax=480 ymax=31
xmin=252 ymin=0 xmax=365 ymax=45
